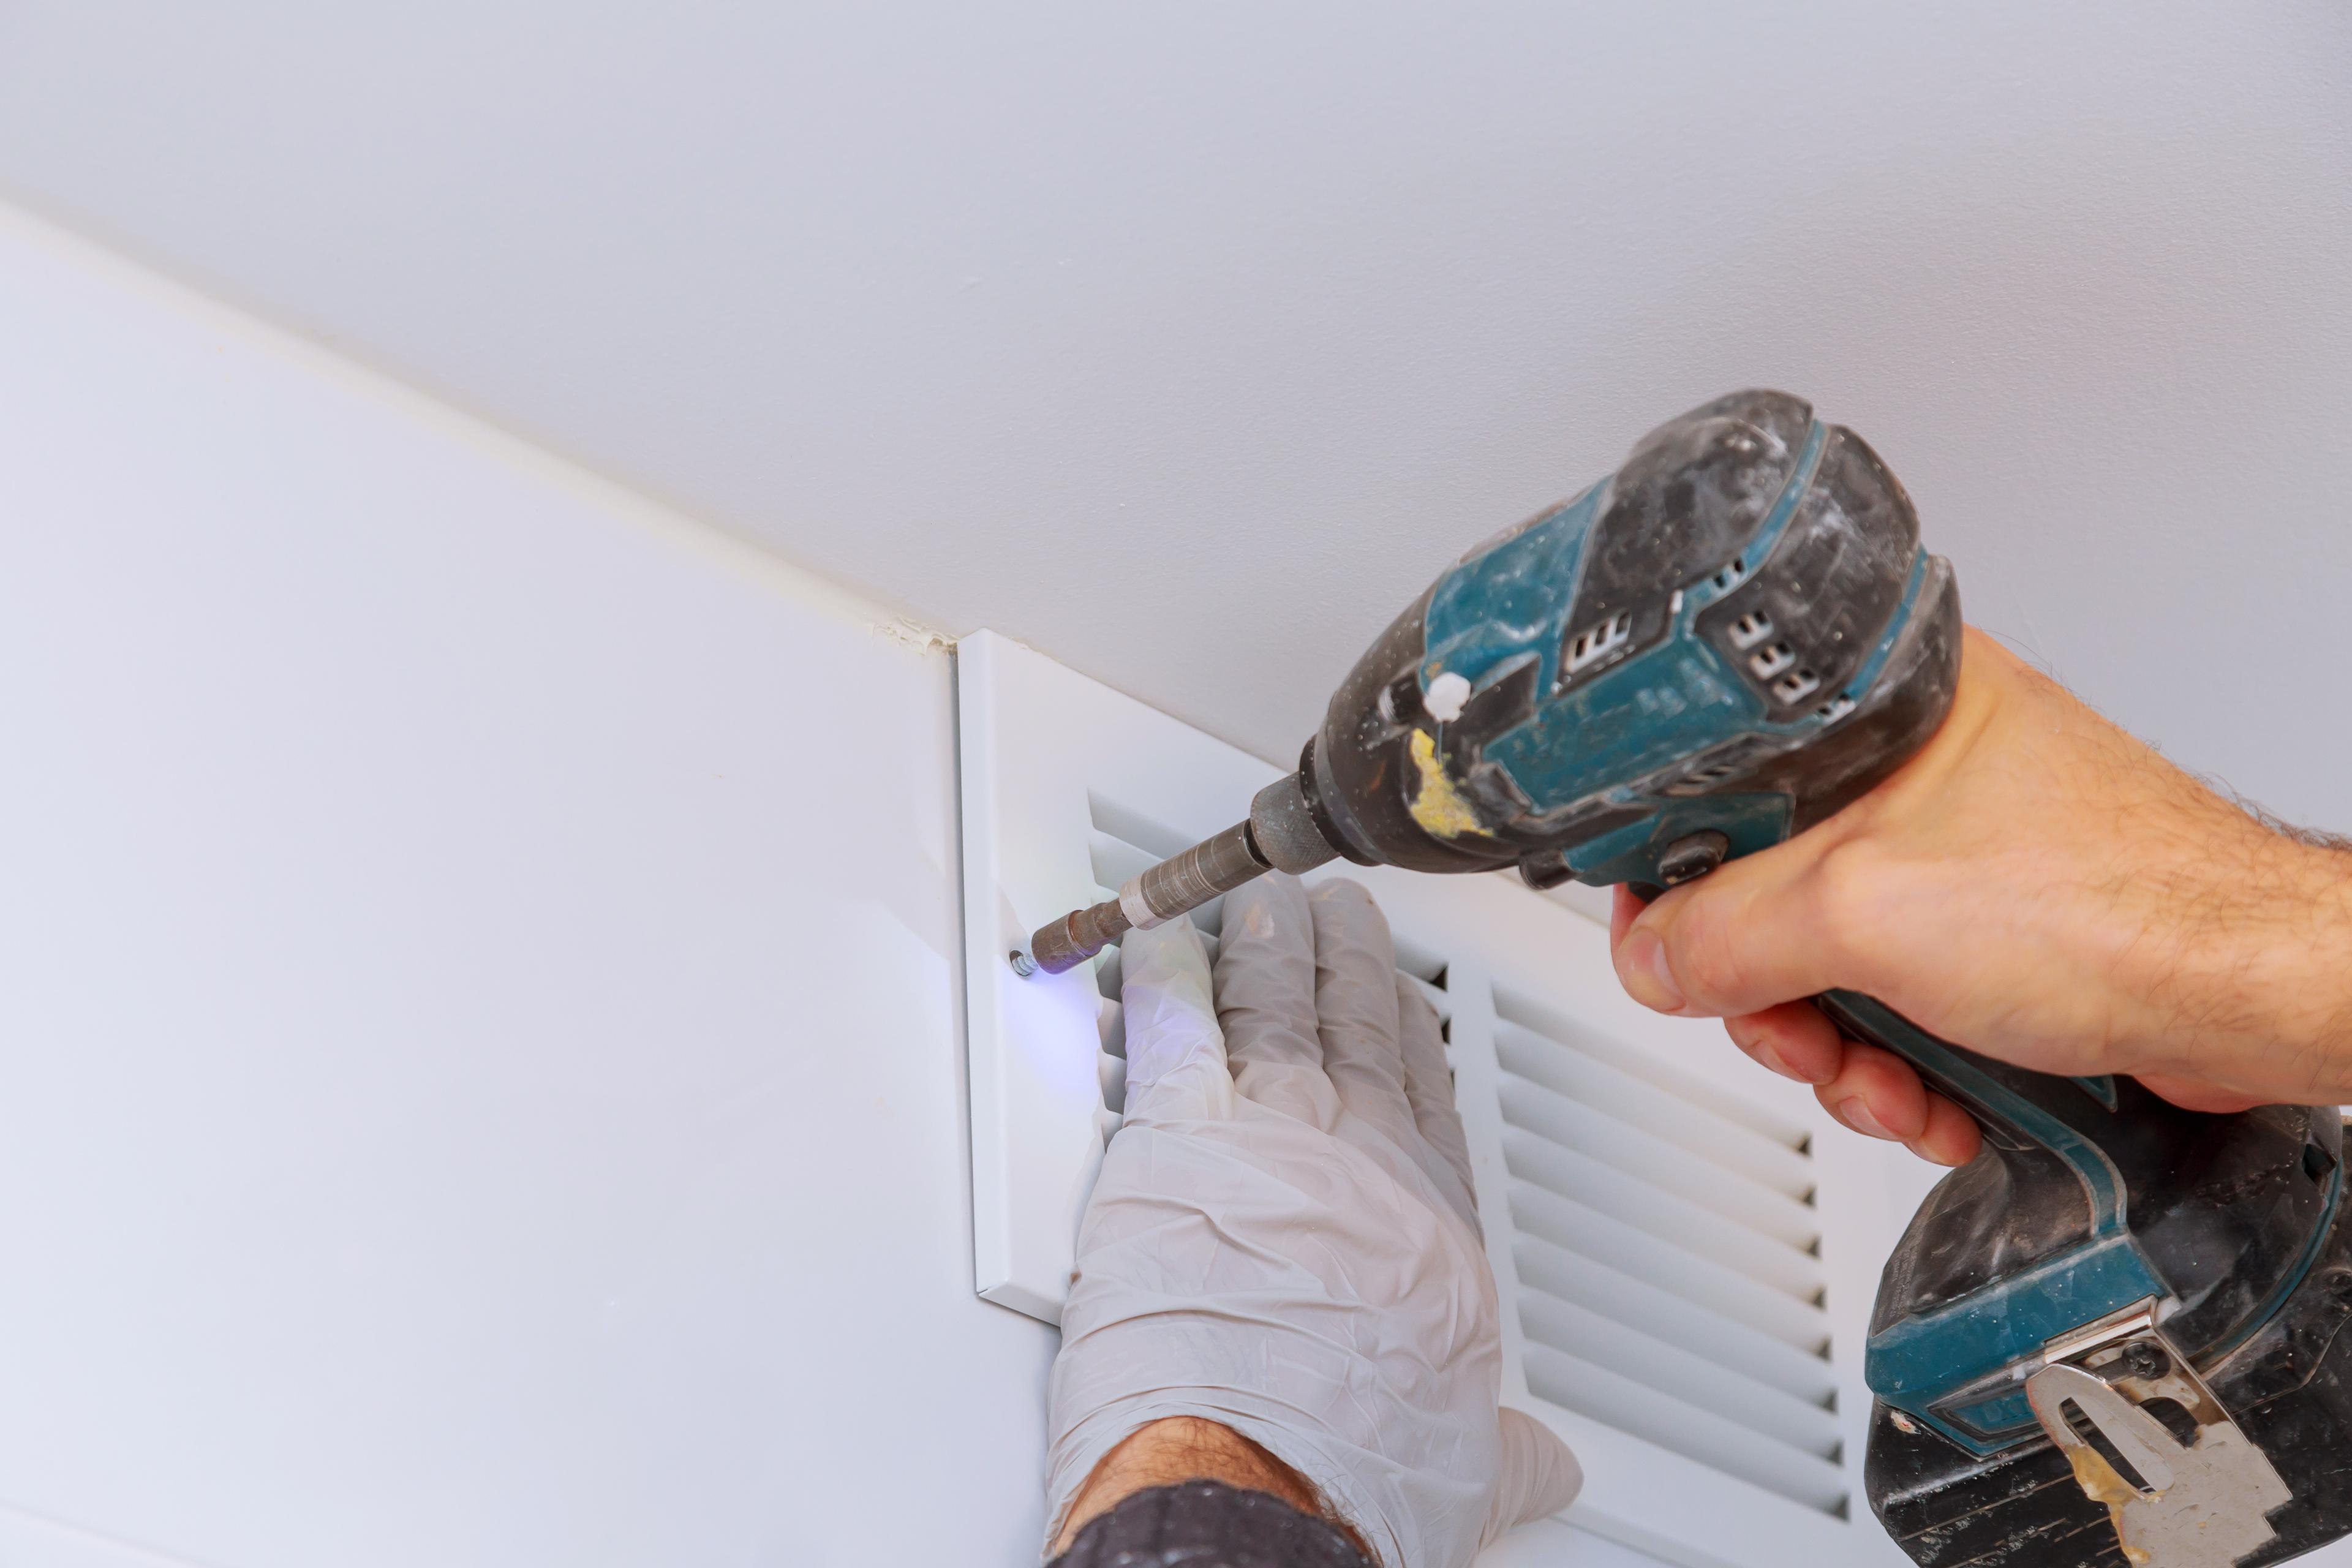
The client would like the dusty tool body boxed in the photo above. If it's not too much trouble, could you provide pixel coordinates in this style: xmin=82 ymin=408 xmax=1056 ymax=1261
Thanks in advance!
xmin=1015 ymin=388 xmax=1963 ymax=972
xmin=1012 ymin=390 xmax=2352 ymax=1568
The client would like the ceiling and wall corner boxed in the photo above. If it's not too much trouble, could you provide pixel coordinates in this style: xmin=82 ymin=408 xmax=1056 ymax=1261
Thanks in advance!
xmin=0 ymin=2 xmax=2346 ymax=825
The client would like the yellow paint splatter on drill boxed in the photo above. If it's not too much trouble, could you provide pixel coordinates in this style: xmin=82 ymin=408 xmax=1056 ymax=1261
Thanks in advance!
xmin=1407 ymin=728 xmax=1487 ymax=840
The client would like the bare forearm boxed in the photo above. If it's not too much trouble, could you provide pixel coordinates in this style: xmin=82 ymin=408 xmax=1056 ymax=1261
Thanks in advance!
xmin=2169 ymin=832 xmax=2352 ymax=1104
xmin=1610 ymin=630 xmax=2352 ymax=1159
xmin=1051 ymin=1419 xmax=1363 ymax=1559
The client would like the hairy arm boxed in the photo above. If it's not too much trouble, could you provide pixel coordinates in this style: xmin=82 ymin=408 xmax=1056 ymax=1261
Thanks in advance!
xmin=1050 ymin=1419 xmax=1368 ymax=1560
xmin=1610 ymin=628 xmax=2352 ymax=1163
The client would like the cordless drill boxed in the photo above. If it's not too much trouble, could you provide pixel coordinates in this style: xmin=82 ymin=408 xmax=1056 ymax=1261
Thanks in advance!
xmin=1015 ymin=390 xmax=2352 ymax=1568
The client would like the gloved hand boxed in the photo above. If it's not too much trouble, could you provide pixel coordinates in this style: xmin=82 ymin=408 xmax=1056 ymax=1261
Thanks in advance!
xmin=1044 ymin=873 xmax=1580 ymax=1568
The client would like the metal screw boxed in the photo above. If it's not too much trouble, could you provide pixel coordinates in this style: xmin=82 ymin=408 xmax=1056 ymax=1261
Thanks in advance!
xmin=2120 ymin=1341 xmax=2170 ymax=1381
xmin=1658 ymin=830 xmax=1731 ymax=886
xmin=1007 ymin=948 xmax=1038 ymax=978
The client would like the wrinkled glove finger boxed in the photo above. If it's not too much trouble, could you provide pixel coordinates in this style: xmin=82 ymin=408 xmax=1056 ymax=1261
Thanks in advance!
xmin=1213 ymin=874 xmax=1343 ymax=1128
xmin=1117 ymin=916 xmax=1233 ymax=1124
xmin=1395 ymin=973 xmax=1479 ymax=1233
xmin=1304 ymin=880 xmax=1420 ymax=1150
xmin=1481 ymin=1408 xmax=1583 ymax=1547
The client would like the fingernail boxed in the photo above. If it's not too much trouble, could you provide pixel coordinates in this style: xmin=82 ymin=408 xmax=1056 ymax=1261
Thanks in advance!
xmin=1617 ymin=929 xmax=1685 ymax=1013
xmin=1836 ymin=1096 xmax=1899 ymax=1141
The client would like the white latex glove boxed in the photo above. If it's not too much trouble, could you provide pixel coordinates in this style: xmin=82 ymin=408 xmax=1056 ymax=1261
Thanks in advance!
xmin=1045 ymin=873 xmax=1581 ymax=1568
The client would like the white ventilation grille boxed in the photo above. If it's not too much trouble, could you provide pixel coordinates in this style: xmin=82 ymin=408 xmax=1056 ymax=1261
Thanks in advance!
xmin=956 ymin=630 xmax=1928 ymax=1568
xmin=1490 ymin=986 xmax=1845 ymax=1513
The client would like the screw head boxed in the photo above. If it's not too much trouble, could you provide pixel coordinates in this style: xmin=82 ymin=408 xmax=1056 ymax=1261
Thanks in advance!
xmin=2120 ymin=1341 xmax=2170 ymax=1381
xmin=1657 ymin=830 xmax=1732 ymax=886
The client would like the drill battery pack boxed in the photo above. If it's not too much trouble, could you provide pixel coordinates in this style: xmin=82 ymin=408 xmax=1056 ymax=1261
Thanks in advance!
xmin=1868 ymin=1105 xmax=2352 ymax=1568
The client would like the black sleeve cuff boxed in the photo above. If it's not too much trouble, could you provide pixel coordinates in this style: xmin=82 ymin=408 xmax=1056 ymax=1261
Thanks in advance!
xmin=1047 ymin=1479 xmax=1374 ymax=1568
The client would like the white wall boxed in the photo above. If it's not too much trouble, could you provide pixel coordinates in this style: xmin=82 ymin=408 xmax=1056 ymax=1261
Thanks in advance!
xmin=0 ymin=207 xmax=1053 ymax=1567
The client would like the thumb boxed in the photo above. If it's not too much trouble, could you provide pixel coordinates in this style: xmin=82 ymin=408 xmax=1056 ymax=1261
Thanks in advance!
xmin=1611 ymin=837 xmax=1851 ymax=1019
xmin=1483 ymin=1408 xmax=1581 ymax=1544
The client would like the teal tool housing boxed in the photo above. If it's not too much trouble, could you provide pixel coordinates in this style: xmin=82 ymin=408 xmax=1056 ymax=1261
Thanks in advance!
xmin=1293 ymin=390 xmax=2343 ymax=1483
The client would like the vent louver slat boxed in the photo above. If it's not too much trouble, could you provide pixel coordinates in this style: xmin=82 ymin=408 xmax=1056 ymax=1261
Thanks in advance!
xmin=1494 ymin=1019 xmax=1813 ymax=1197
xmin=1521 ymin=1343 xmax=1849 ymax=1513
xmin=1512 ymin=1234 xmax=1837 ymax=1404
xmin=1516 ymin=1288 xmax=1840 ymax=1456
xmin=1087 ymin=830 xmax=1153 ymax=888
xmin=1501 ymin=1123 xmax=1823 ymax=1302
xmin=1483 ymin=978 xmax=1845 ymax=1515
xmin=1506 ymin=1179 xmax=1830 ymax=1352
xmin=1494 ymin=986 xmax=1811 ymax=1150
xmin=1496 ymin=1068 xmax=1820 ymax=1249
xmin=1084 ymin=799 xmax=1169 ymax=1127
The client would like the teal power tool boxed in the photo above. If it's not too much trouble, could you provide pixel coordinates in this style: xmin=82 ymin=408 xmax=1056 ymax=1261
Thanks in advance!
xmin=1017 ymin=390 xmax=2352 ymax=1568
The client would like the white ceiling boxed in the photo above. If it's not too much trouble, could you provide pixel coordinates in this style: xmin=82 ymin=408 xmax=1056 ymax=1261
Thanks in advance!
xmin=3 ymin=2 xmax=2348 ymax=824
